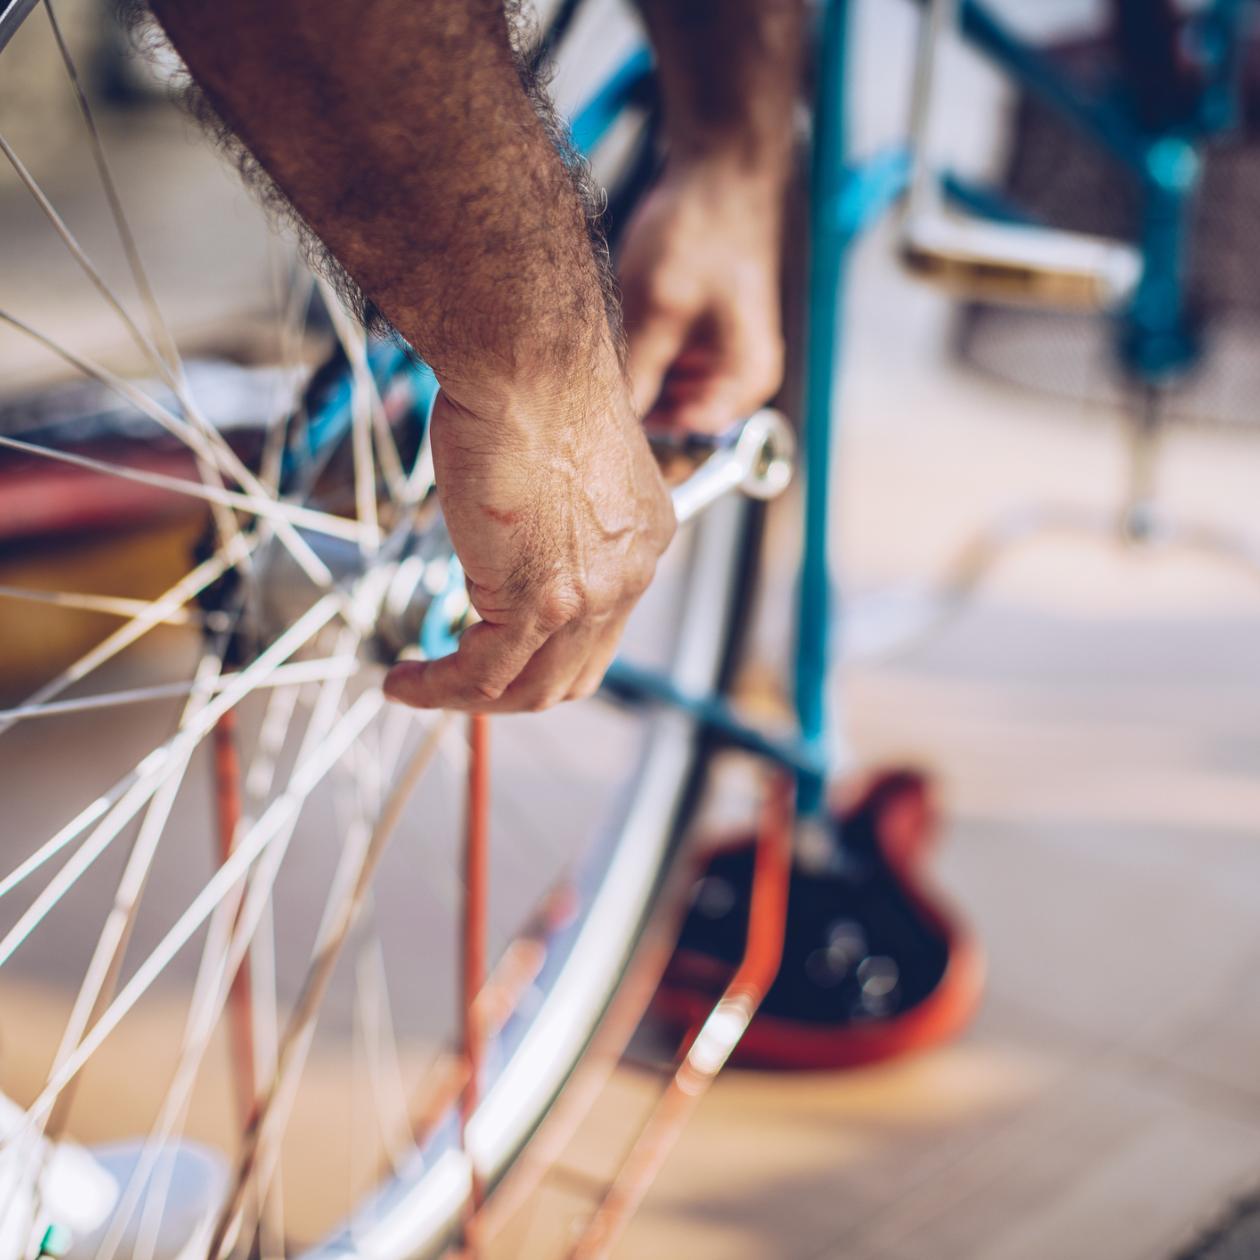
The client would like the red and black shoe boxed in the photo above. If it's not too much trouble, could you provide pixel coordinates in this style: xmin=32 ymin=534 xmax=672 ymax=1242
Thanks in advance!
xmin=653 ymin=769 xmax=984 ymax=1071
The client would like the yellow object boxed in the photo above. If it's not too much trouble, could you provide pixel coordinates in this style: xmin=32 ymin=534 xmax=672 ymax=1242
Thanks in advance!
xmin=0 ymin=518 xmax=205 ymax=700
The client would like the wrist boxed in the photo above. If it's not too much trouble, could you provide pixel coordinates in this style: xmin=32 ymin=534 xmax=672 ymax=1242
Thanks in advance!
xmin=435 ymin=337 xmax=635 ymax=437
xmin=651 ymin=151 xmax=789 ymax=245
xmin=659 ymin=146 xmax=791 ymax=209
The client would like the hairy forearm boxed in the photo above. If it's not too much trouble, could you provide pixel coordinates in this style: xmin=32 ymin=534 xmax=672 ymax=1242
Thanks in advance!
xmin=148 ymin=0 xmax=617 ymax=412
xmin=634 ymin=0 xmax=805 ymax=175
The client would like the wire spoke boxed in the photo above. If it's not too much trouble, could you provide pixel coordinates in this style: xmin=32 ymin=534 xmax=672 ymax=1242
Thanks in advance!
xmin=0 ymin=128 xmax=197 ymax=402
xmin=0 ymin=307 xmax=343 ymax=589
xmin=340 ymin=725 xmax=415 ymax=1179
xmin=318 ymin=278 xmax=407 ymax=527
xmin=0 ymin=305 xmax=235 ymax=479
xmin=42 ymin=647 xmax=231 ymax=1146
xmin=36 ymin=0 xmax=273 ymax=571
xmin=259 ymin=263 xmax=317 ymax=497
xmin=0 ymin=656 xmax=361 ymax=724
xmin=319 ymin=287 xmax=380 ymax=549
xmin=355 ymin=909 xmax=416 ymax=1177
xmin=0 ymin=163 xmax=252 ymax=558
xmin=0 ymin=638 xmax=235 ymax=1248
xmin=0 ymin=430 xmax=366 ymax=545
xmin=42 ymin=0 xmax=182 ymax=377
xmin=0 ymin=533 xmax=254 ymax=743
xmin=238 ymin=680 xmax=302 ymax=1230
xmin=23 ymin=684 xmax=380 ymax=1138
xmin=0 ymin=593 xmax=339 ymax=910
xmin=0 ymin=582 xmax=227 ymax=629
xmin=404 ymin=408 xmax=438 ymax=507
xmin=84 ymin=657 xmax=366 ymax=1260
xmin=89 ymin=878 xmax=248 ymax=1260
xmin=209 ymin=711 xmax=453 ymax=1257
xmin=0 ymin=102 xmax=262 ymax=539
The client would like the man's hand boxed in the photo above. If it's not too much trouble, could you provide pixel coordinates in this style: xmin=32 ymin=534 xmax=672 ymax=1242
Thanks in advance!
xmin=148 ymin=0 xmax=678 ymax=713
xmin=620 ymin=159 xmax=786 ymax=434
xmin=623 ymin=0 xmax=802 ymax=434
xmin=383 ymin=361 xmax=675 ymax=710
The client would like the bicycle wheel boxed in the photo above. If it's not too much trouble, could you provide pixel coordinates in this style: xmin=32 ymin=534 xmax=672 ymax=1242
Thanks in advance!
xmin=0 ymin=4 xmax=760 ymax=1257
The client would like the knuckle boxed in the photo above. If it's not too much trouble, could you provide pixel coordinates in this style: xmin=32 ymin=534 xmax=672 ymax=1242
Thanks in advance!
xmin=629 ymin=552 xmax=659 ymax=595
xmin=534 ymin=585 xmax=584 ymax=634
xmin=592 ymin=553 xmax=654 ymax=610
xmin=653 ymin=508 xmax=678 ymax=550
xmin=586 ymin=565 xmax=625 ymax=606
xmin=528 ymin=688 xmax=568 ymax=713
xmin=637 ymin=523 xmax=671 ymax=574
xmin=615 ymin=564 xmax=653 ymax=607
xmin=472 ymin=678 xmax=506 ymax=704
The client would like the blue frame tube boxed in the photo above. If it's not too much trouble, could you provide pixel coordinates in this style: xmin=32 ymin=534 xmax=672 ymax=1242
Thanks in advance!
xmin=792 ymin=0 xmax=851 ymax=817
xmin=955 ymin=0 xmax=1150 ymax=175
xmin=1188 ymin=0 xmax=1248 ymax=134
xmin=603 ymin=659 xmax=829 ymax=782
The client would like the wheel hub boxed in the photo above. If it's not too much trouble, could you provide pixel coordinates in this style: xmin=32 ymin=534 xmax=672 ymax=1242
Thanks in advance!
xmin=211 ymin=512 xmax=470 ymax=665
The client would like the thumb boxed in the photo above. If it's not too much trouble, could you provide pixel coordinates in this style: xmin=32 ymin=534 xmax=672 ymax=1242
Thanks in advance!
xmin=624 ymin=311 xmax=686 ymax=419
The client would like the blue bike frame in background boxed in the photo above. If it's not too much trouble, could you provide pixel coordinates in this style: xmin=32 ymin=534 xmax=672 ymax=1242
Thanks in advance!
xmin=584 ymin=0 xmax=1251 ymax=823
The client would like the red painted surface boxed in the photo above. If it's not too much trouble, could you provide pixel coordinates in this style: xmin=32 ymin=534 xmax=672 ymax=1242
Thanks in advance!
xmin=460 ymin=713 xmax=491 ymax=1256
xmin=0 ymin=446 xmax=205 ymax=542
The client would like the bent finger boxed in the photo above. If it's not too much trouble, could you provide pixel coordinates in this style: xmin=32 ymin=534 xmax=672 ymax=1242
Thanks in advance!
xmin=382 ymin=617 xmax=552 ymax=710
xmin=624 ymin=313 xmax=687 ymax=419
xmin=470 ymin=616 xmax=606 ymax=713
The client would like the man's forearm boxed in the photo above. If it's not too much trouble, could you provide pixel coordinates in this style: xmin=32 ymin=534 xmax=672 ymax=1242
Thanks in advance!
xmin=634 ymin=0 xmax=806 ymax=175
xmin=149 ymin=0 xmax=616 ymax=411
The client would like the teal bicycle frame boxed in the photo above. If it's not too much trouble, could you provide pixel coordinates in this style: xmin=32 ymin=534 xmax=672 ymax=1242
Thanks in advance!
xmin=580 ymin=0 xmax=1252 ymax=822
